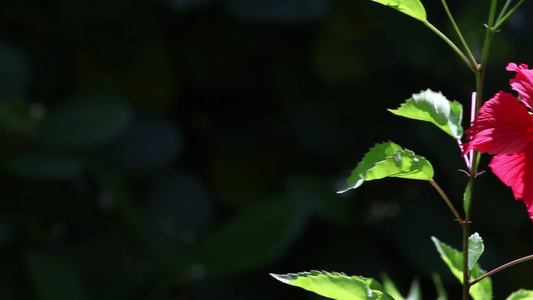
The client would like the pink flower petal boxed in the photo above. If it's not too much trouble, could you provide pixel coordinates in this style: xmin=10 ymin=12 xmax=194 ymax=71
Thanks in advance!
xmin=490 ymin=152 xmax=526 ymax=199
xmin=464 ymin=91 xmax=533 ymax=154
xmin=490 ymin=143 xmax=533 ymax=219
xmin=507 ymin=62 xmax=533 ymax=108
xmin=506 ymin=62 xmax=529 ymax=72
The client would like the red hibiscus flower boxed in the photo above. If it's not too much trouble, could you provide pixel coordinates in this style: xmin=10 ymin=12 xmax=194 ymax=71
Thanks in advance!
xmin=464 ymin=63 xmax=533 ymax=220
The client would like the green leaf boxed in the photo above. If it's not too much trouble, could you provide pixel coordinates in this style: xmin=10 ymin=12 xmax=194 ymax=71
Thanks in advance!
xmin=286 ymin=176 xmax=352 ymax=224
xmin=194 ymin=199 xmax=306 ymax=277
xmin=431 ymin=273 xmax=448 ymax=300
xmin=0 ymin=40 xmax=30 ymax=99
xmin=271 ymin=270 xmax=394 ymax=300
xmin=406 ymin=279 xmax=421 ymax=300
xmin=371 ymin=0 xmax=427 ymax=21
xmin=431 ymin=236 xmax=492 ymax=300
xmin=381 ymin=273 xmax=405 ymax=300
xmin=388 ymin=89 xmax=463 ymax=138
xmin=34 ymin=89 xmax=133 ymax=148
xmin=468 ymin=233 xmax=484 ymax=271
xmin=87 ymin=162 xmax=146 ymax=243
xmin=381 ymin=275 xmax=423 ymax=300
xmin=338 ymin=141 xmax=433 ymax=193
xmin=3 ymin=153 xmax=83 ymax=179
xmin=431 ymin=236 xmax=463 ymax=281
xmin=506 ymin=289 xmax=533 ymax=300
xmin=463 ymin=182 xmax=472 ymax=215
xmin=470 ymin=264 xmax=493 ymax=300
xmin=25 ymin=251 xmax=89 ymax=300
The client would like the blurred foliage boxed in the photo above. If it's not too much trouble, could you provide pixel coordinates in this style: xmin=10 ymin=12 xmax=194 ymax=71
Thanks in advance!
xmin=1 ymin=0 xmax=533 ymax=299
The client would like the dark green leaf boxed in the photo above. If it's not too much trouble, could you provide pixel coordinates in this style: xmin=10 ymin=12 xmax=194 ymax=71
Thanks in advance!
xmin=286 ymin=176 xmax=352 ymax=224
xmin=34 ymin=90 xmax=133 ymax=148
xmin=144 ymin=171 xmax=213 ymax=248
xmin=4 ymin=153 xmax=83 ymax=179
xmin=103 ymin=115 xmax=183 ymax=172
xmin=87 ymin=162 xmax=146 ymax=244
xmin=381 ymin=273 xmax=405 ymax=300
xmin=0 ymin=40 xmax=30 ymax=99
xmin=431 ymin=273 xmax=448 ymax=300
xmin=25 ymin=251 xmax=89 ymax=300
xmin=194 ymin=200 xmax=307 ymax=277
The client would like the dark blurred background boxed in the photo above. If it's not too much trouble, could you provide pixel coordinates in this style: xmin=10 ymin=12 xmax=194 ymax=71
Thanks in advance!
xmin=1 ymin=0 xmax=533 ymax=299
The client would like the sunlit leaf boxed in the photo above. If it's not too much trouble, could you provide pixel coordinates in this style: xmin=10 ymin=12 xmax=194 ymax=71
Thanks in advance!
xmin=468 ymin=233 xmax=484 ymax=271
xmin=371 ymin=0 xmax=427 ymax=21
xmin=338 ymin=141 xmax=433 ymax=193
xmin=506 ymin=289 xmax=533 ymax=300
xmin=431 ymin=236 xmax=492 ymax=300
xmin=406 ymin=278 xmax=421 ymax=300
xmin=271 ymin=270 xmax=394 ymax=300
xmin=470 ymin=265 xmax=492 ymax=300
xmin=389 ymin=89 xmax=463 ymax=138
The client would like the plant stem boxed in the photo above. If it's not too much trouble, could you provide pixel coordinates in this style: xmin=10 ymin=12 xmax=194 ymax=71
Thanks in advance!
xmin=464 ymin=1 xmax=532 ymax=292
xmin=494 ymin=0 xmax=526 ymax=30
xmin=429 ymin=179 xmax=464 ymax=224
xmin=440 ymin=0 xmax=478 ymax=66
xmin=462 ymin=220 xmax=471 ymax=300
xmin=495 ymin=0 xmax=513 ymax=24
xmin=461 ymin=2 xmax=499 ymax=299
xmin=471 ymin=254 xmax=533 ymax=286
xmin=456 ymin=137 xmax=471 ymax=170
xmin=423 ymin=21 xmax=476 ymax=73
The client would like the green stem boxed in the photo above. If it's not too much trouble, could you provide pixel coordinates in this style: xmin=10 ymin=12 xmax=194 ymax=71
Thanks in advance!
xmin=495 ymin=0 xmax=513 ymax=24
xmin=429 ymin=179 xmax=464 ymax=224
xmin=494 ymin=0 xmax=526 ymax=30
xmin=462 ymin=2 xmax=499 ymax=299
xmin=477 ymin=1 xmax=498 ymax=77
xmin=423 ymin=21 xmax=476 ymax=73
xmin=462 ymin=220 xmax=471 ymax=300
xmin=440 ymin=0 xmax=478 ymax=66
xmin=462 ymin=150 xmax=481 ymax=300
xmin=471 ymin=254 xmax=533 ymax=286
xmin=468 ymin=0 xmax=529 ymax=289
